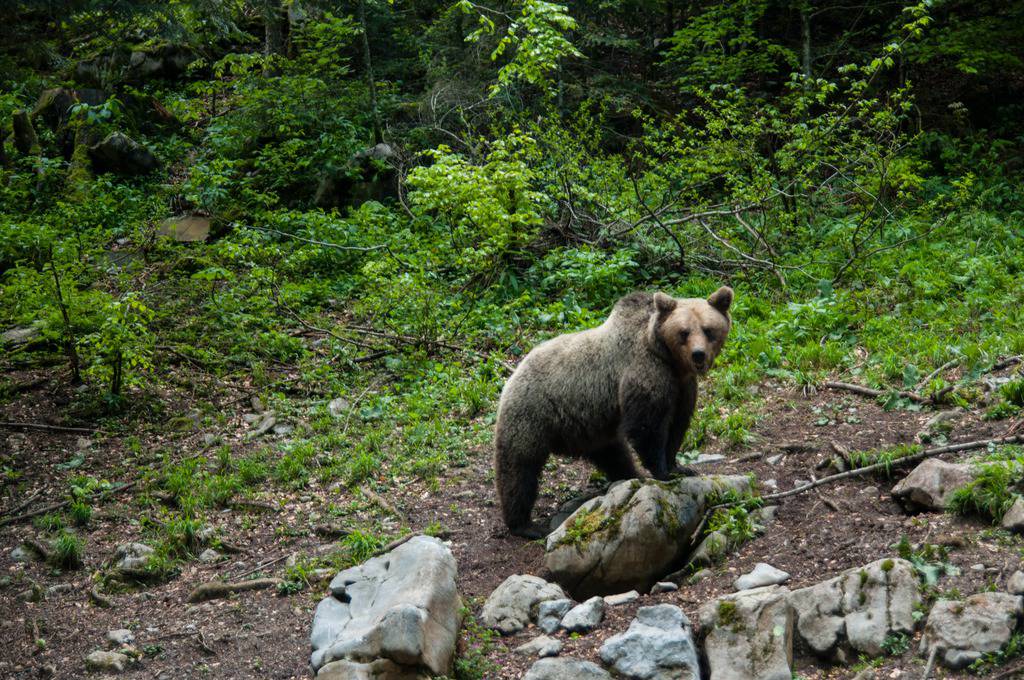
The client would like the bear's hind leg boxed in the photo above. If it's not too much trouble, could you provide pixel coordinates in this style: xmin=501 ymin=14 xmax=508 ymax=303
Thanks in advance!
xmin=590 ymin=442 xmax=641 ymax=482
xmin=495 ymin=434 xmax=549 ymax=538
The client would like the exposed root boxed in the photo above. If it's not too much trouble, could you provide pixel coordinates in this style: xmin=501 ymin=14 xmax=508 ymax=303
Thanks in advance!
xmin=186 ymin=578 xmax=282 ymax=603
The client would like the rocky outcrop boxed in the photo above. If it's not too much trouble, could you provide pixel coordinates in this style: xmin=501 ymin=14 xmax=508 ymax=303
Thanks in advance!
xmin=920 ymin=592 xmax=1023 ymax=669
xmin=787 ymin=558 xmax=920 ymax=661
xmin=599 ymin=605 xmax=700 ymax=680
xmin=544 ymin=475 xmax=753 ymax=598
xmin=699 ymin=585 xmax=793 ymax=680
xmin=309 ymin=536 xmax=460 ymax=678
xmin=480 ymin=574 xmax=566 ymax=635
xmin=891 ymin=459 xmax=974 ymax=511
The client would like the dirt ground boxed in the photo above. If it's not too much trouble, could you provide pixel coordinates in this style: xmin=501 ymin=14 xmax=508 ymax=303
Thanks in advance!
xmin=2 ymin=366 xmax=1024 ymax=679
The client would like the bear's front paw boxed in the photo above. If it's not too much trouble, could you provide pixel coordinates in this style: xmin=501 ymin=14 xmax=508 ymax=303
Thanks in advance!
xmin=508 ymin=522 xmax=548 ymax=540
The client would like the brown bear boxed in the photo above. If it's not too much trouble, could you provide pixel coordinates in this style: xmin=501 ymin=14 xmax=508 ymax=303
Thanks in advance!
xmin=494 ymin=287 xmax=733 ymax=537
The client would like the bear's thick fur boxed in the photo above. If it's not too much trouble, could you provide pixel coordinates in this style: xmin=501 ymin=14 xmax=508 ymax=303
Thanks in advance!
xmin=494 ymin=287 xmax=733 ymax=537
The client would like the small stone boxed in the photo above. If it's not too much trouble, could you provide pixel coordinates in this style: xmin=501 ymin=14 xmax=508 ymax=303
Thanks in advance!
xmin=45 ymin=583 xmax=74 ymax=597
xmin=241 ymin=413 xmax=261 ymax=424
xmin=766 ymin=454 xmax=783 ymax=465
xmin=651 ymin=582 xmax=678 ymax=594
xmin=891 ymin=459 xmax=975 ymax=511
xmin=538 ymin=598 xmax=573 ymax=634
xmin=85 ymin=650 xmax=128 ymax=673
xmin=762 ymin=478 xmax=778 ymax=491
xmin=10 ymin=546 xmax=31 ymax=563
xmin=515 ymin=635 xmax=563 ymax=658
xmin=735 ymin=563 xmax=790 ymax=591
xmin=862 ymin=486 xmax=879 ymax=496
xmin=522 ymin=657 xmax=611 ymax=680
xmin=202 ymin=433 xmax=220 ymax=446
xmin=76 ymin=437 xmax=92 ymax=449
xmin=793 ymin=479 xmax=810 ymax=489
xmin=198 ymin=548 xmax=221 ymax=563
xmin=688 ymin=569 xmax=710 ymax=585
xmin=693 ymin=453 xmax=726 ymax=465
xmin=106 ymin=629 xmax=134 ymax=647
xmin=604 ymin=590 xmax=640 ymax=606
xmin=970 ymin=563 xmax=985 ymax=572
xmin=754 ymin=505 xmax=778 ymax=530
xmin=328 ymin=397 xmax=349 ymax=418
xmin=1008 ymin=571 xmax=1024 ymax=595
xmin=272 ymin=421 xmax=294 ymax=436
xmin=248 ymin=412 xmax=277 ymax=437
xmin=560 ymin=596 xmax=605 ymax=633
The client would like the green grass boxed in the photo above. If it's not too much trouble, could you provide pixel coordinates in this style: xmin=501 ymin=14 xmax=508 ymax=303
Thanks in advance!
xmin=948 ymin=450 xmax=1024 ymax=522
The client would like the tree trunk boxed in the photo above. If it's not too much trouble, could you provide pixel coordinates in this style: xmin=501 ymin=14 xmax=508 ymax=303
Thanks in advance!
xmin=358 ymin=0 xmax=383 ymax=145
xmin=800 ymin=6 xmax=812 ymax=83
xmin=48 ymin=255 xmax=81 ymax=385
xmin=263 ymin=0 xmax=288 ymax=73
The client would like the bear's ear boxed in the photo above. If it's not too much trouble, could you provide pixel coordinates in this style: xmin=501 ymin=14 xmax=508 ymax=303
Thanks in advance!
xmin=653 ymin=292 xmax=677 ymax=315
xmin=708 ymin=286 xmax=733 ymax=314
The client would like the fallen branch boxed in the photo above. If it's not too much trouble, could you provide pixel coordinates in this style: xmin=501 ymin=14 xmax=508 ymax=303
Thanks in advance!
xmin=824 ymin=381 xmax=927 ymax=403
xmin=917 ymin=359 xmax=958 ymax=389
xmin=360 ymin=485 xmax=408 ymax=524
xmin=186 ymin=577 xmax=282 ymax=603
xmin=763 ymin=434 xmax=1024 ymax=502
xmin=0 ymin=421 xmax=104 ymax=434
xmin=0 ymin=480 xmax=138 ymax=527
xmin=88 ymin=585 xmax=112 ymax=608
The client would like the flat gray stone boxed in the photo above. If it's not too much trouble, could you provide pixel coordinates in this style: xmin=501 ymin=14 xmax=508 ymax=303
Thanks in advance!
xmin=85 ymin=650 xmax=128 ymax=673
xmin=546 ymin=476 xmax=753 ymax=598
xmin=310 ymin=536 xmax=460 ymax=676
xmin=10 ymin=545 xmax=32 ymax=562
xmin=515 ymin=635 xmax=563 ymax=658
xmin=106 ymin=629 xmax=134 ymax=647
xmin=651 ymin=582 xmax=678 ymax=594
xmin=920 ymin=592 xmax=1023 ymax=669
xmin=113 ymin=543 xmax=154 ymax=576
xmin=599 ymin=604 xmax=700 ymax=680
xmin=605 ymin=590 xmax=640 ymax=606
xmin=699 ymin=585 xmax=793 ymax=680
xmin=480 ymin=574 xmax=566 ymax=635
xmin=523 ymin=658 xmax=611 ymax=680
xmin=198 ymin=548 xmax=221 ymax=563
xmin=537 ymin=598 xmax=573 ymax=634
xmin=735 ymin=563 xmax=790 ymax=591
xmin=560 ymin=596 xmax=604 ymax=633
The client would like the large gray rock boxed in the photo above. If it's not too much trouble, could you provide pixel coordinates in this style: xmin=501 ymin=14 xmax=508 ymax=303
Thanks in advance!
xmin=480 ymin=574 xmax=566 ymax=635
xmin=309 ymin=536 xmax=460 ymax=677
xmin=891 ymin=459 xmax=974 ymax=511
xmin=699 ymin=585 xmax=793 ymax=680
xmin=1000 ymin=496 xmax=1024 ymax=532
xmin=88 ymin=132 xmax=160 ymax=175
xmin=734 ymin=563 xmax=790 ymax=591
xmin=920 ymin=592 xmax=1023 ymax=669
xmin=599 ymin=604 xmax=700 ymax=680
xmin=560 ymin=596 xmax=605 ymax=633
xmin=523 ymin=657 xmax=612 ymax=680
xmin=787 ymin=558 xmax=920 ymax=661
xmin=1008 ymin=570 xmax=1024 ymax=595
xmin=545 ymin=476 xmax=753 ymax=598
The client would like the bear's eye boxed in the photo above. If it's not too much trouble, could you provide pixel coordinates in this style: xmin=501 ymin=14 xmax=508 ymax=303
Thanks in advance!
xmin=703 ymin=327 xmax=716 ymax=341
xmin=678 ymin=329 xmax=690 ymax=342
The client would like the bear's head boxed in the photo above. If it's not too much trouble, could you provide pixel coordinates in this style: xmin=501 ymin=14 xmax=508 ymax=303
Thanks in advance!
xmin=651 ymin=286 xmax=733 ymax=376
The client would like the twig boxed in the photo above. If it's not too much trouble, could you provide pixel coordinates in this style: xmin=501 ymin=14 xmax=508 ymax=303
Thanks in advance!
xmin=371 ymin=532 xmax=418 ymax=558
xmin=186 ymin=577 xmax=282 ymax=603
xmin=920 ymin=646 xmax=937 ymax=680
xmin=917 ymin=359 xmax=958 ymax=389
xmin=2 ymin=490 xmax=41 ymax=518
xmin=763 ymin=434 xmax=1024 ymax=502
xmin=990 ymin=355 xmax=1022 ymax=373
xmin=360 ymin=485 xmax=408 ymax=524
xmin=232 ymin=553 xmax=292 ymax=580
xmin=0 ymin=421 xmax=104 ymax=434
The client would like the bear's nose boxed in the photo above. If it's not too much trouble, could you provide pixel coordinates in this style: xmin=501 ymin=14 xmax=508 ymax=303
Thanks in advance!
xmin=692 ymin=349 xmax=706 ymax=365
